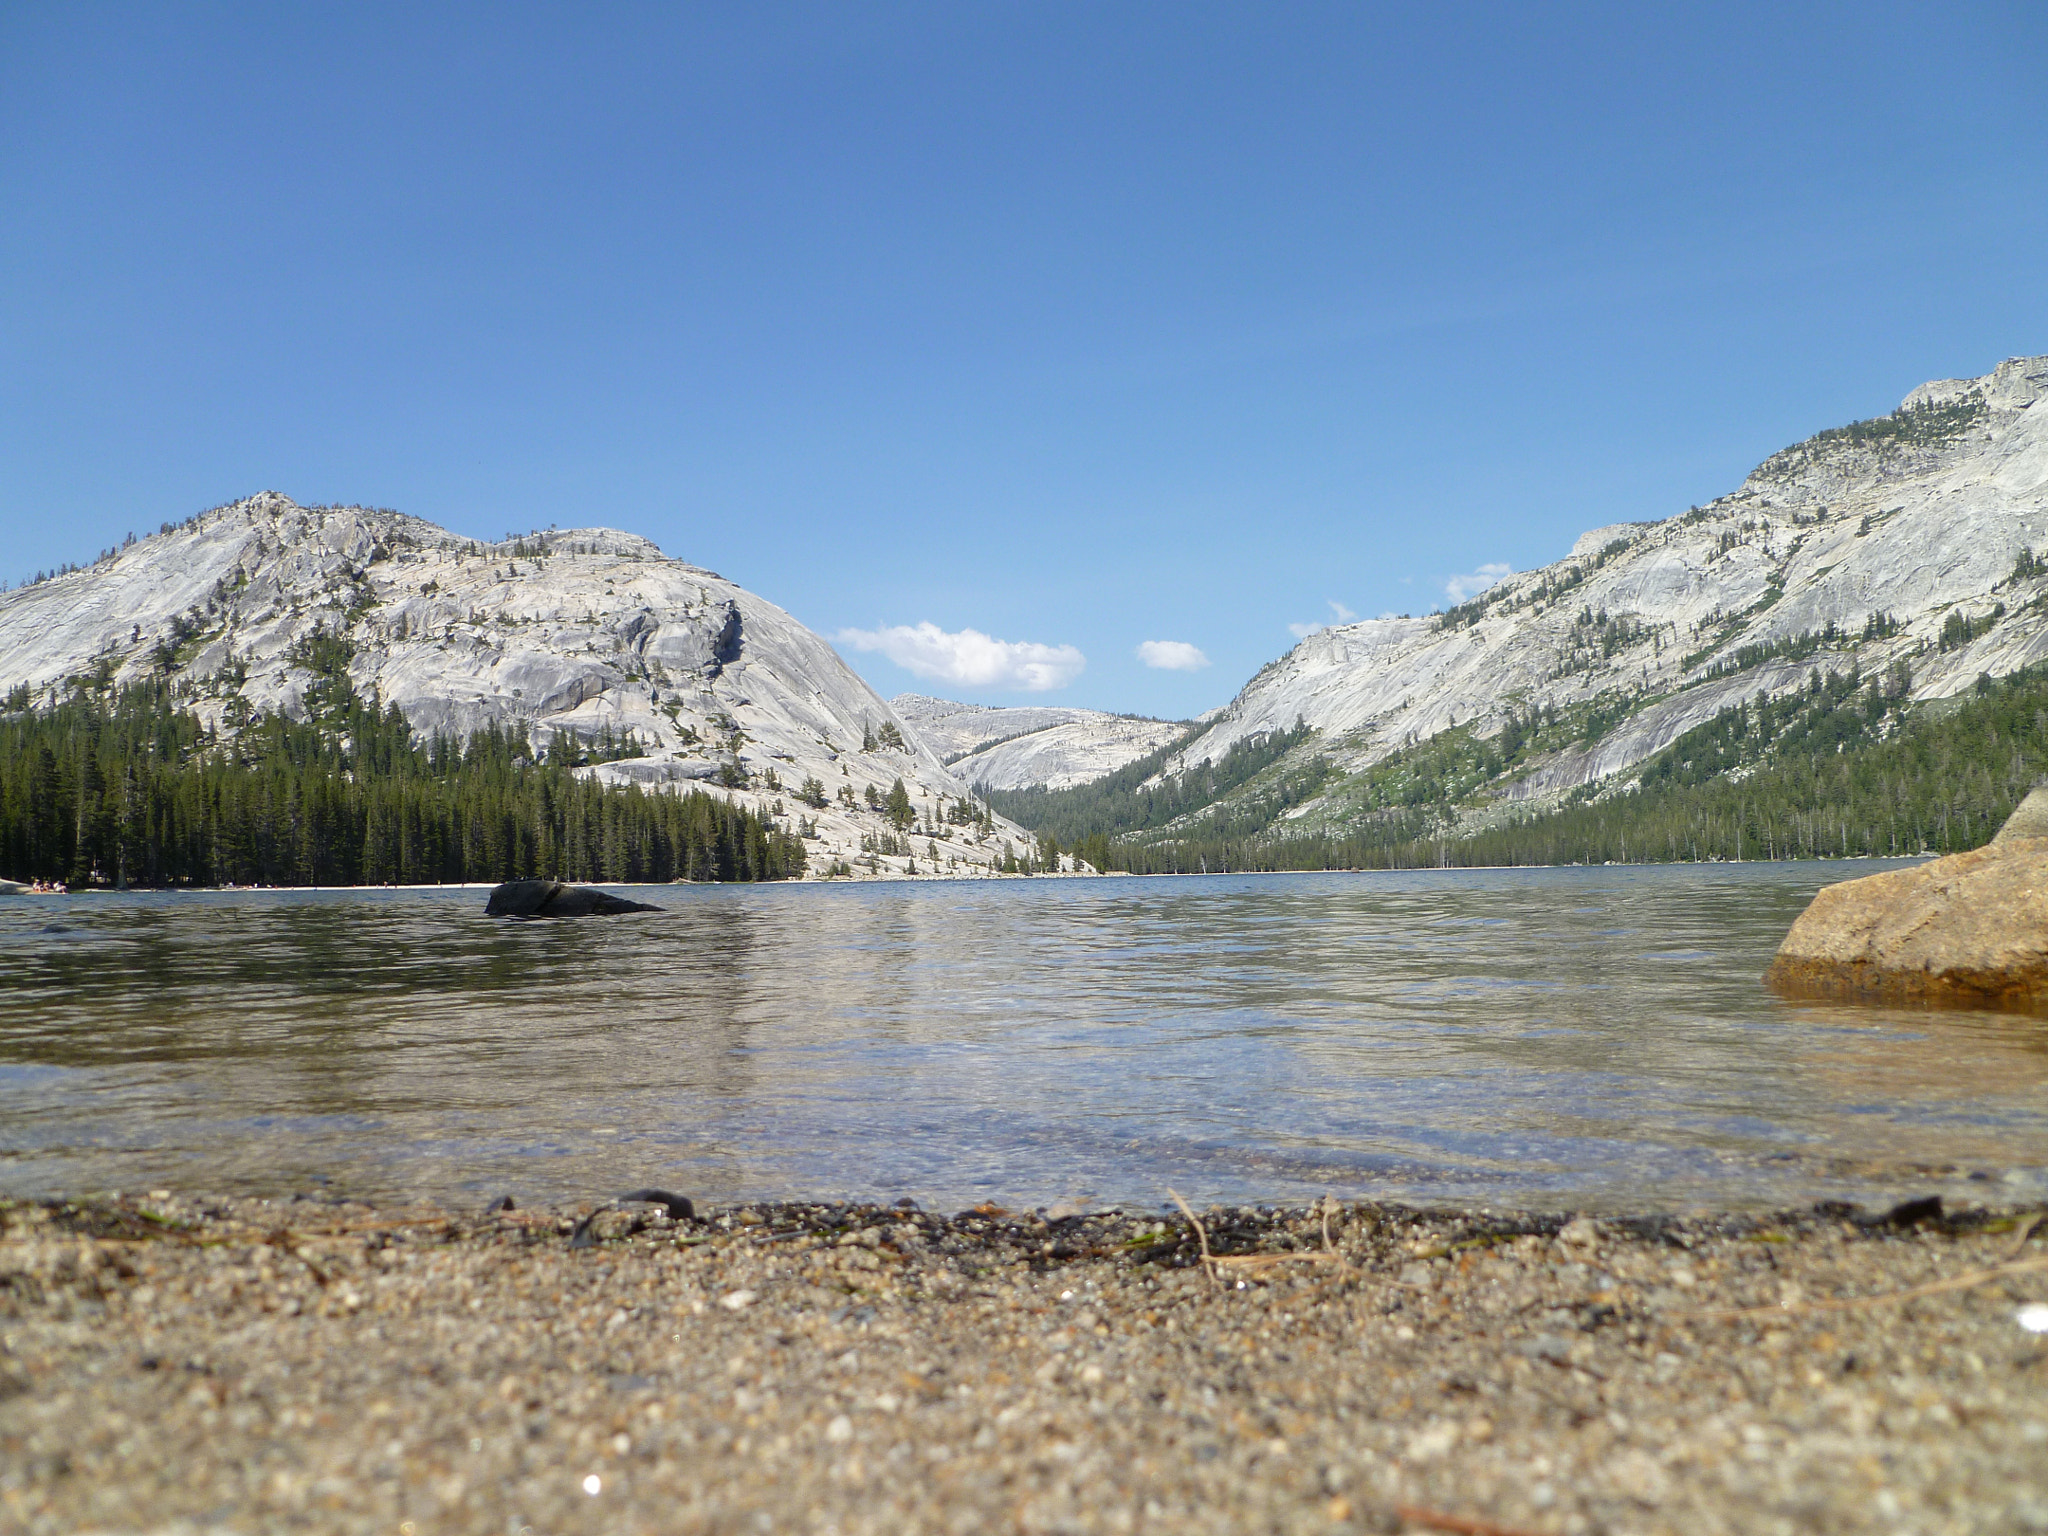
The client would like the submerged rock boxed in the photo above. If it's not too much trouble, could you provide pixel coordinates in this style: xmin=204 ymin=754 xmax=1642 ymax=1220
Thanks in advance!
xmin=1766 ymin=790 xmax=2048 ymax=1009
xmin=485 ymin=879 xmax=662 ymax=917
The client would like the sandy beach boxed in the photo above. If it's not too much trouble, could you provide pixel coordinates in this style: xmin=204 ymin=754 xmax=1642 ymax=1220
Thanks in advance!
xmin=4 ymin=1191 xmax=2045 ymax=1535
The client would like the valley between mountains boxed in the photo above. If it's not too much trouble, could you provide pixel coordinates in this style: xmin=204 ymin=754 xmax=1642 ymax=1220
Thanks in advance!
xmin=3 ymin=354 xmax=2046 ymax=882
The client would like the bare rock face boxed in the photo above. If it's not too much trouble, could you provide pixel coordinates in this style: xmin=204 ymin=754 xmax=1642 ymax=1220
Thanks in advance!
xmin=0 ymin=493 xmax=1049 ymax=878
xmin=893 ymin=694 xmax=1186 ymax=790
xmin=1766 ymin=790 xmax=2048 ymax=1009
xmin=1991 ymin=785 xmax=2048 ymax=844
xmin=1167 ymin=355 xmax=2048 ymax=817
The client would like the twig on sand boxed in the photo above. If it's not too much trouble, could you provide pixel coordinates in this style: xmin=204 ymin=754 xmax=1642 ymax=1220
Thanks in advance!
xmin=1168 ymin=1190 xmax=1359 ymax=1283
xmin=1694 ymin=1252 xmax=2048 ymax=1323
xmin=1396 ymin=1505 xmax=1544 ymax=1536
xmin=1220 ymin=1194 xmax=1358 ymax=1278
xmin=2002 ymin=1215 xmax=2043 ymax=1261
xmin=1167 ymin=1189 xmax=1222 ymax=1289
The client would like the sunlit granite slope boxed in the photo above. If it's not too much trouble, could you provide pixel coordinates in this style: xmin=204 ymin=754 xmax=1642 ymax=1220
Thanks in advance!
xmin=0 ymin=495 xmax=1049 ymax=877
xmin=1169 ymin=355 xmax=2048 ymax=823
xmin=893 ymin=695 xmax=1186 ymax=790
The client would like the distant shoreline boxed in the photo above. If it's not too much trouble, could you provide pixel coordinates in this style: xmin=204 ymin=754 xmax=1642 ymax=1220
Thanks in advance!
xmin=0 ymin=852 xmax=1937 ymax=897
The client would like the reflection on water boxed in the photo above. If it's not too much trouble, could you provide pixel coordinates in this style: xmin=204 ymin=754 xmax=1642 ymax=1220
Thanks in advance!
xmin=2 ymin=864 xmax=2045 ymax=1212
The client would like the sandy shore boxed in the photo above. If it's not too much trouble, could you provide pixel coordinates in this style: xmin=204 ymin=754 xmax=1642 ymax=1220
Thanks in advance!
xmin=3 ymin=1192 xmax=2045 ymax=1535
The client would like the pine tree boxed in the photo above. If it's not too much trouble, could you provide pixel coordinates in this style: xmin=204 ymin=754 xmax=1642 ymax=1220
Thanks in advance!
xmin=885 ymin=777 xmax=914 ymax=831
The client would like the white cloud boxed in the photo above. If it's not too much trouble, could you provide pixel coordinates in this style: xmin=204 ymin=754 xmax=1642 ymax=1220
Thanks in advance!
xmin=1288 ymin=599 xmax=1360 ymax=640
xmin=1443 ymin=562 xmax=1512 ymax=603
xmin=835 ymin=621 xmax=1085 ymax=692
xmin=1136 ymin=639 xmax=1210 ymax=671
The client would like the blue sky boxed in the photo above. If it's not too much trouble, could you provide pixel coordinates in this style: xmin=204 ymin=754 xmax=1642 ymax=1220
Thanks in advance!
xmin=3 ymin=4 xmax=2044 ymax=718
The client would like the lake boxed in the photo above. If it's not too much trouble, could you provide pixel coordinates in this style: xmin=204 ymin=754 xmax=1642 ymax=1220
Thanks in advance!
xmin=3 ymin=863 xmax=2044 ymax=1214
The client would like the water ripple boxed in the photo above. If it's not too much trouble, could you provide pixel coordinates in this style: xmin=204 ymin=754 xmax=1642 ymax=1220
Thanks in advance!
xmin=1 ymin=865 xmax=2044 ymax=1211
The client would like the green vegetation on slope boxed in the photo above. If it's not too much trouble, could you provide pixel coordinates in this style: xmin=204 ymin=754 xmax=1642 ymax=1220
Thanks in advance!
xmin=1758 ymin=390 xmax=1989 ymax=481
xmin=0 ymin=669 xmax=804 ymax=889
xmin=1002 ymin=663 xmax=2048 ymax=874
xmin=1441 ymin=663 xmax=2015 ymax=867
xmin=982 ymin=722 xmax=1327 ymax=871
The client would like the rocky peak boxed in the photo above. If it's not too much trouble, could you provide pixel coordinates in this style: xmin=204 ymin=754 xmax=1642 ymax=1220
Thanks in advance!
xmin=1159 ymin=354 xmax=2048 ymax=826
xmin=0 ymin=495 xmax=1050 ymax=878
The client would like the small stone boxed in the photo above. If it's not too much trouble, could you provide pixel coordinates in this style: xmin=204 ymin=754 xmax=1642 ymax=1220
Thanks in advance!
xmin=721 ymin=1290 xmax=758 ymax=1311
xmin=1517 ymin=1333 xmax=1573 ymax=1364
xmin=1407 ymin=1423 xmax=1457 ymax=1460
xmin=825 ymin=1415 xmax=852 ymax=1443
xmin=1558 ymin=1216 xmax=1600 ymax=1251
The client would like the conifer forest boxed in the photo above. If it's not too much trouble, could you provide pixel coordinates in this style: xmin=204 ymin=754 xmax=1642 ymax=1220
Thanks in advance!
xmin=0 ymin=673 xmax=805 ymax=889
xmin=997 ymin=666 xmax=2048 ymax=876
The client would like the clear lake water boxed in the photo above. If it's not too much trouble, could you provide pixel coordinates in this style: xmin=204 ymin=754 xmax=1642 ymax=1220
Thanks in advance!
xmin=2 ymin=863 xmax=2045 ymax=1215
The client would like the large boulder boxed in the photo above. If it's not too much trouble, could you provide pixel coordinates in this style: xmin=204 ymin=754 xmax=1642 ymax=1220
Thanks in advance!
xmin=1765 ymin=789 xmax=2048 ymax=1009
xmin=485 ymin=879 xmax=663 ymax=917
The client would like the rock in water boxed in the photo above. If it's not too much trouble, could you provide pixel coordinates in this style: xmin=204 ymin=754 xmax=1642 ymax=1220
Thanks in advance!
xmin=1991 ymin=785 xmax=2048 ymax=845
xmin=1765 ymin=790 xmax=2048 ymax=1009
xmin=485 ymin=879 xmax=662 ymax=917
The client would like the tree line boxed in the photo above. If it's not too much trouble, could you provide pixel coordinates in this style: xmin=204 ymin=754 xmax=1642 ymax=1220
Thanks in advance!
xmin=984 ymin=721 xmax=1318 ymax=846
xmin=0 ymin=676 xmax=804 ymax=888
xmin=1008 ymin=663 xmax=2048 ymax=874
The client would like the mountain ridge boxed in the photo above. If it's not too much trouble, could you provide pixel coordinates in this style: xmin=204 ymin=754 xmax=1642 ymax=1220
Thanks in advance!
xmin=0 ymin=494 xmax=1055 ymax=879
xmin=11 ymin=353 xmax=2045 ymax=874
xmin=891 ymin=694 xmax=1186 ymax=790
xmin=1126 ymin=354 xmax=2048 ymax=844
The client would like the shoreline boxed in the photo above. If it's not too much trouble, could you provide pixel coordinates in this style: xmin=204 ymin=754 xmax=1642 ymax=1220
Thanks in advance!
xmin=7 ymin=1190 xmax=2044 ymax=1534
xmin=0 ymin=853 xmax=1938 ymax=898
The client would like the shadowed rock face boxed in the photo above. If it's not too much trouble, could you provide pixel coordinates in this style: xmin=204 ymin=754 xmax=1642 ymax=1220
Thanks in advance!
xmin=1766 ymin=790 xmax=2048 ymax=1010
xmin=485 ymin=880 xmax=662 ymax=917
